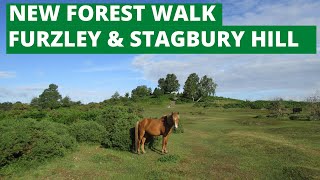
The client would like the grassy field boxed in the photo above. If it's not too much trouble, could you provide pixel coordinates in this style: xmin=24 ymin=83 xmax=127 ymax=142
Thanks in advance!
xmin=4 ymin=104 xmax=320 ymax=179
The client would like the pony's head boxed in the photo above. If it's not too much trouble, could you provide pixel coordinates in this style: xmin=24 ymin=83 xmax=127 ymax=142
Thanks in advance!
xmin=171 ymin=112 xmax=180 ymax=129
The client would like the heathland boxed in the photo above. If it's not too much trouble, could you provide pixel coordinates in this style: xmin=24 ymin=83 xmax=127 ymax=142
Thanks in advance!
xmin=1 ymin=73 xmax=320 ymax=179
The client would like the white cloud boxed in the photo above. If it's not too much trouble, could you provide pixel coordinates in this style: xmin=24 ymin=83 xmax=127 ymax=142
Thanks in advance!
xmin=0 ymin=84 xmax=106 ymax=104
xmin=16 ymin=85 xmax=47 ymax=92
xmin=131 ymin=0 xmax=320 ymax=100
xmin=132 ymin=54 xmax=320 ymax=100
xmin=224 ymin=0 xmax=320 ymax=43
xmin=0 ymin=87 xmax=30 ymax=102
xmin=132 ymin=56 xmax=320 ymax=98
xmin=0 ymin=84 xmax=48 ymax=103
xmin=0 ymin=71 xmax=16 ymax=78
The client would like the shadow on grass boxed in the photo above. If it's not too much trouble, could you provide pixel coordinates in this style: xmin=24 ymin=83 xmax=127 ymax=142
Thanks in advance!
xmin=148 ymin=146 xmax=163 ymax=155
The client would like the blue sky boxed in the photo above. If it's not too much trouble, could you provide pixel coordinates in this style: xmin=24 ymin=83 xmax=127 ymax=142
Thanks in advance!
xmin=0 ymin=0 xmax=319 ymax=103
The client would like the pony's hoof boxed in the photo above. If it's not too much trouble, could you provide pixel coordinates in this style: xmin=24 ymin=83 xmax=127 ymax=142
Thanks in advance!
xmin=142 ymin=151 xmax=146 ymax=154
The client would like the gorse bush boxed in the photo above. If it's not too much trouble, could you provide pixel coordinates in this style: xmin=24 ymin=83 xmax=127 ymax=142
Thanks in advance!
xmin=97 ymin=106 xmax=140 ymax=151
xmin=0 ymin=119 xmax=76 ymax=167
xmin=47 ymin=108 xmax=83 ymax=124
xmin=249 ymin=100 xmax=271 ymax=109
xmin=127 ymin=105 xmax=144 ymax=118
xmin=80 ymin=109 xmax=102 ymax=121
xmin=69 ymin=120 xmax=105 ymax=143
xmin=194 ymin=101 xmax=219 ymax=108
xmin=289 ymin=115 xmax=310 ymax=121
xmin=20 ymin=109 xmax=47 ymax=120
xmin=57 ymin=106 xmax=102 ymax=121
xmin=223 ymin=102 xmax=250 ymax=109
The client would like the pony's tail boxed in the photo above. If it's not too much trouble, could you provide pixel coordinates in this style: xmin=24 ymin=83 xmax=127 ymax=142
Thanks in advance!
xmin=135 ymin=121 xmax=139 ymax=153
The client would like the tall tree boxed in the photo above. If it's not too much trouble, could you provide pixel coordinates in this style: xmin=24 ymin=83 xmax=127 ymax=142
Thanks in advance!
xmin=158 ymin=74 xmax=180 ymax=94
xmin=183 ymin=73 xmax=200 ymax=101
xmin=30 ymin=97 xmax=40 ymax=108
xmin=197 ymin=75 xmax=217 ymax=101
xmin=158 ymin=78 xmax=166 ymax=91
xmin=38 ymin=84 xmax=62 ymax=109
xmin=131 ymin=85 xmax=152 ymax=99
xmin=153 ymin=87 xmax=164 ymax=98
xmin=61 ymin=96 xmax=72 ymax=107
xmin=165 ymin=74 xmax=180 ymax=93
xmin=111 ymin=91 xmax=121 ymax=100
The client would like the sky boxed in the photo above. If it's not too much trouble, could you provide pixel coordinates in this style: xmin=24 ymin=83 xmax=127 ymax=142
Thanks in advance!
xmin=0 ymin=0 xmax=319 ymax=103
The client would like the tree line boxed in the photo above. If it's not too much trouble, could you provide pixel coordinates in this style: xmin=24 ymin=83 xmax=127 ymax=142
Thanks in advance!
xmin=130 ymin=73 xmax=217 ymax=101
xmin=0 ymin=73 xmax=217 ymax=110
xmin=30 ymin=84 xmax=81 ymax=109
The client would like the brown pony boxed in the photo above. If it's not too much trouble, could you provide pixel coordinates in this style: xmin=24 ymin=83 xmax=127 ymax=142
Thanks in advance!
xmin=135 ymin=112 xmax=180 ymax=154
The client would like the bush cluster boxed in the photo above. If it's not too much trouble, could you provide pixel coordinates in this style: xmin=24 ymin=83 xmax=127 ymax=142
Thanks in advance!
xmin=0 ymin=119 xmax=76 ymax=167
xmin=97 ymin=106 xmax=140 ymax=151
xmin=289 ymin=115 xmax=310 ymax=121
xmin=194 ymin=101 xmax=219 ymax=108
xmin=0 ymin=104 xmax=147 ymax=170
xmin=69 ymin=120 xmax=105 ymax=143
xmin=46 ymin=108 xmax=83 ymax=124
xmin=223 ymin=102 xmax=250 ymax=109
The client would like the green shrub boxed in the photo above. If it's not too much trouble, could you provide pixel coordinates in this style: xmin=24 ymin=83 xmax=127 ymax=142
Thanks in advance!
xmin=47 ymin=108 xmax=83 ymax=124
xmin=127 ymin=105 xmax=144 ymax=118
xmin=20 ymin=109 xmax=47 ymax=120
xmin=173 ymin=122 xmax=185 ymax=134
xmin=282 ymin=166 xmax=320 ymax=179
xmin=97 ymin=106 xmax=140 ymax=151
xmin=289 ymin=115 xmax=310 ymax=121
xmin=223 ymin=102 xmax=250 ymax=109
xmin=249 ymin=100 xmax=271 ymax=109
xmin=80 ymin=109 xmax=102 ymax=121
xmin=194 ymin=101 xmax=219 ymax=108
xmin=0 ymin=119 xmax=76 ymax=167
xmin=175 ymin=96 xmax=193 ymax=104
xmin=69 ymin=120 xmax=105 ymax=143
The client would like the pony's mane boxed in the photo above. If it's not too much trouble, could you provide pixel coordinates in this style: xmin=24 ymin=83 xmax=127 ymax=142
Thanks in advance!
xmin=161 ymin=114 xmax=172 ymax=120
xmin=160 ymin=114 xmax=173 ymax=126
xmin=160 ymin=114 xmax=167 ymax=119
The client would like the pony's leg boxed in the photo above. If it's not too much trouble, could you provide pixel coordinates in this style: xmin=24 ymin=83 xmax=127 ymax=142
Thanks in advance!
xmin=137 ymin=137 xmax=141 ymax=154
xmin=141 ymin=137 xmax=147 ymax=154
xmin=138 ymin=130 xmax=145 ymax=155
xmin=164 ymin=136 xmax=169 ymax=153
xmin=161 ymin=136 xmax=166 ymax=154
